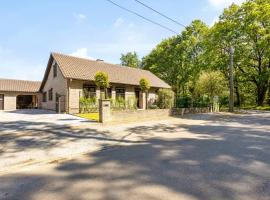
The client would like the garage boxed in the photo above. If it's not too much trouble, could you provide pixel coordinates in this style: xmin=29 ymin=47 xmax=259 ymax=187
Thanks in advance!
xmin=0 ymin=78 xmax=41 ymax=110
xmin=17 ymin=95 xmax=38 ymax=109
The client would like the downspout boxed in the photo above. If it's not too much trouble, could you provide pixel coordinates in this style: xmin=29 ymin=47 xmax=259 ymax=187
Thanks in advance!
xmin=66 ymin=79 xmax=70 ymax=113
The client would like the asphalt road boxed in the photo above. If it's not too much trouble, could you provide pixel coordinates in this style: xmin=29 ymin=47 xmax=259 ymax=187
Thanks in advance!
xmin=0 ymin=111 xmax=270 ymax=200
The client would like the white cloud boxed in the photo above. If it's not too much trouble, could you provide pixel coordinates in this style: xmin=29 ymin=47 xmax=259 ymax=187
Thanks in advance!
xmin=73 ymin=13 xmax=87 ymax=22
xmin=113 ymin=17 xmax=124 ymax=28
xmin=208 ymin=0 xmax=245 ymax=9
xmin=70 ymin=48 xmax=95 ymax=60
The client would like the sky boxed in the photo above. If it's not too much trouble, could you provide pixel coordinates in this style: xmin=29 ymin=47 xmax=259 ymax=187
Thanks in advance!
xmin=0 ymin=0 xmax=245 ymax=81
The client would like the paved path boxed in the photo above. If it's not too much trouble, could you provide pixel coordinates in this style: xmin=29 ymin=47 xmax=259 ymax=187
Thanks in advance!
xmin=0 ymin=111 xmax=270 ymax=200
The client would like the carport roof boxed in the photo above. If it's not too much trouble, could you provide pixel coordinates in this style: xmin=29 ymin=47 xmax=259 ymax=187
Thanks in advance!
xmin=0 ymin=78 xmax=41 ymax=93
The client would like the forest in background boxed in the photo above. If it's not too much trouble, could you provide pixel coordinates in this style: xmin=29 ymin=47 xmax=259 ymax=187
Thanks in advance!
xmin=120 ymin=0 xmax=270 ymax=108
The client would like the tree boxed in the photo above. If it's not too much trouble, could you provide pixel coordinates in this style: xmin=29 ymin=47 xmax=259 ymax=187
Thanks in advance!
xmin=94 ymin=72 xmax=110 ymax=99
xmin=195 ymin=71 xmax=227 ymax=100
xmin=206 ymin=0 xmax=270 ymax=106
xmin=120 ymin=52 xmax=141 ymax=68
xmin=139 ymin=78 xmax=150 ymax=109
xmin=142 ymin=20 xmax=209 ymax=96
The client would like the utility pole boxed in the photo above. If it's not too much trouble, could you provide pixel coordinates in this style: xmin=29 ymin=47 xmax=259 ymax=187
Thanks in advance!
xmin=229 ymin=46 xmax=234 ymax=112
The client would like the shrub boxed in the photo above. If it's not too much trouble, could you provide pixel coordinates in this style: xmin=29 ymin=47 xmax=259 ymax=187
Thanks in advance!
xmin=149 ymin=104 xmax=159 ymax=109
xmin=157 ymin=89 xmax=174 ymax=109
xmin=175 ymin=95 xmax=210 ymax=108
xmin=111 ymin=96 xmax=137 ymax=110
xmin=94 ymin=72 xmax=109 ymax=99
xmin=79 ymin=97 xmax=98 ymax=113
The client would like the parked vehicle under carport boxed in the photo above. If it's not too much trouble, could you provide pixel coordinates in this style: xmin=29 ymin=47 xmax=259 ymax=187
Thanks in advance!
xmin=16 ymin=95 xmax=38 ymax=109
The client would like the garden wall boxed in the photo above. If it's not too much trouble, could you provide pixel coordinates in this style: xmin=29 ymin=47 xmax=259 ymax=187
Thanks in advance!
xmin=110 ymin=107 xmax=210 ymax=122
xmin=171 ymin=107 xmax=210 ymax=116
xmin=111 ymin=109 xmax=171 ymax=122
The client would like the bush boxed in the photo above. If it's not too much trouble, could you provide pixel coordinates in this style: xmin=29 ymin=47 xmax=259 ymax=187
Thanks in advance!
xmin=175 ymin=95 xmax=210 ymax=108
xmin=157 ymin=89 xmax=174 ymax=109
xmin=148 ymin=104 xmax=159 ymax=109
xmin=79 ymin=97 xmax=98 ymax=113
xmin=111 ymin=96 xmax=137 ymax=110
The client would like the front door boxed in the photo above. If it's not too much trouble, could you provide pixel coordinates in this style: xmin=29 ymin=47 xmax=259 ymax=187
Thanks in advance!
xmin=0 ymin=94 xmax=4 ymax=110
xmin=135 ymin=89 xmax=140 ymax=108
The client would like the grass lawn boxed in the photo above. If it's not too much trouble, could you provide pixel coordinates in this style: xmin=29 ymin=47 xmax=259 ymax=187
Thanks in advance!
xmin=76 ymin=113 xmax=99 ymax=121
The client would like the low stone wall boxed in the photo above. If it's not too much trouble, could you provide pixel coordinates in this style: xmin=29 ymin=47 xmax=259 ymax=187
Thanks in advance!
xmin=110 ymin=107 xmax=210 ymax=122
xmin=111 ymin=109 xmax=170 ymax=122
xmin=171 ymin=107 xmax=210 ymax=116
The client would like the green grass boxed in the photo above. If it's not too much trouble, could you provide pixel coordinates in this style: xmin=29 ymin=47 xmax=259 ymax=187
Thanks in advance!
xmin=240 ymin=105 xmax=270 ymax=111
xmin=76 ymin=113 xmax=99 ymax=121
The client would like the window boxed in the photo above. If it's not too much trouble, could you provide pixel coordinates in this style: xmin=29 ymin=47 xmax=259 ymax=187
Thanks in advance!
xmin=49 ymin=88 xmax=53 ymax=101
xmin=83 ymin=84 xmax=96 ymax=98
xmin=42 ymin=92 xmax=47 ymax=102
xmin=53 ymin=64 xmax=57 ymax=77
xmin=116 ymin=88 xmax=125 ymax=99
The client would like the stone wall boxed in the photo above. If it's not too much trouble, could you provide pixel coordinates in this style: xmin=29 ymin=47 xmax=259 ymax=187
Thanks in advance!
xmin=109 ymin=107 xmax=211 ymax=123
xmin=111 ymin=109 xmax=171 ymax=122
xmin=171 ymin=107 xmax=210 ymax=116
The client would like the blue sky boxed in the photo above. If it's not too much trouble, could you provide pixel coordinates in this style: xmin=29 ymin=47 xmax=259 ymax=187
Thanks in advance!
xmin=0 ymin=0 xmax=244 ymax=81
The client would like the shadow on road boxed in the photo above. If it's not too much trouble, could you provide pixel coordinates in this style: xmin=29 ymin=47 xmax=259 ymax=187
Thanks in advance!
xmin=0 ymin=113 xmax=270 ymax=200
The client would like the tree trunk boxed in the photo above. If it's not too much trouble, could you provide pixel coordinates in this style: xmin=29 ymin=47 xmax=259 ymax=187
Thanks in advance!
xmin=234 ymin=78 xmax=240 ymax=107
xmin=257 ymin=84 xmax=267 ymax=106
xmin=105 ymin=88 xmax=108 ymax=99
xmin=267 ymin=82 xmax=270 ymax=106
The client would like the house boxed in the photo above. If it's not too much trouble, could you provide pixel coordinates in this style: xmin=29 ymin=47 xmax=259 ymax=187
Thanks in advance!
xmin=0 ymin=52 xmax=170 ymax=113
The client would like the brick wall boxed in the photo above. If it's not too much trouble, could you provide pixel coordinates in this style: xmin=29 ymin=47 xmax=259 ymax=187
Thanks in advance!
xmin=40 ymin=60 xmax=67 ymax=112
xmin=109 ymin=107 xmax=211 ymax=122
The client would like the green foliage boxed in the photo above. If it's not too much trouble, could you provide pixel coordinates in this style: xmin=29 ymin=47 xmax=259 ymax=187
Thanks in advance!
xmin=175 ymin=95 xmax=210 ymax=108
xmin=206 ymin=0 xmax=270 ymax=106
xmin=94 ymin=71 xmax=110 ymax=99
xmin=79 ymin=97 xmax=98 ymax=113
xmin=148 ymin=104 xmax=159 ymax=109
xmin=120 ymin=52 xmax=141 ymax=68
xmin=139 ymin=78 xmax=150 ymax=92
xmin=157 ymin=89 xmax=174 ymax=109
xmin=111 ymin=96 xmax=137 ymax=111
xmin=94 ymin=71 xmax=109 ymax=89
xmin=195 ymin=71 xmax=227 ymax=99
xmin=141 ymin=1 xmax=270 ymax=107
xmin=142 ymin=20 xmax=209 ymax=95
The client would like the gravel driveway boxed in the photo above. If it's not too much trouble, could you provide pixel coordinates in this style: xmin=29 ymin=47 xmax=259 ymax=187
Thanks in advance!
xmin=0 ymin=110 xmax=270 ymax=200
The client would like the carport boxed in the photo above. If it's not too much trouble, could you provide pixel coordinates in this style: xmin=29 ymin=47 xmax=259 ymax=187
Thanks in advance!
xmin=16 ymin=95 xmax=38 ymax=109
xmin=0 ymin=78 xmax=41 ymax=110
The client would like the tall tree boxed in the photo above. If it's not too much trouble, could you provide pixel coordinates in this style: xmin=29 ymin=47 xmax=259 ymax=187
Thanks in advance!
xmin=207 ymin=0 xmax=270 ymax=106
xmin=120 ymin=52 xmax=141 ymax=68
xmin=143 ymin=20 xmax=209 ymax=96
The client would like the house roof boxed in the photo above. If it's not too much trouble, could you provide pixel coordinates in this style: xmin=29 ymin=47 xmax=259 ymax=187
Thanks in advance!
xmin=40 ymin=52 xmax=170 ymax=90
xmin=0 ymin=78 xmax=41 ymax=93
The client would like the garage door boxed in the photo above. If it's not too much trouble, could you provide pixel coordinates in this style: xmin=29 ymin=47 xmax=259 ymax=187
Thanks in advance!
xmin=0 ymin=94 xmax=4 ymax=110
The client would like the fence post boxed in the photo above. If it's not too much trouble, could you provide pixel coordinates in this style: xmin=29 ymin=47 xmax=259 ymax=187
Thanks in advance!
xmin=99 ymin=99 xmax=111 ymax=123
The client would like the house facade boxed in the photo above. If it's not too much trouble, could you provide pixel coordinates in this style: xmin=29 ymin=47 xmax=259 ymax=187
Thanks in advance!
xmin=0 ymin=53 xmax=170 ymax=113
